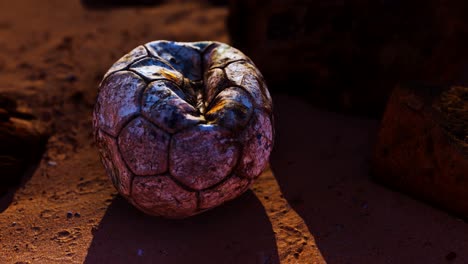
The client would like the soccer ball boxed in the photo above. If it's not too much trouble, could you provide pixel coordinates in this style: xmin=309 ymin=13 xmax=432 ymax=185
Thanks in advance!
xmin=92 ymin=40 xmax=273 ymax=218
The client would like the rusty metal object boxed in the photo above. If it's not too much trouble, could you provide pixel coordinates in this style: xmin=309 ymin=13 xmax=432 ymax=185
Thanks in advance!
xmin=372 ymin=83 xmax=468 ymax=219
xmin=93 ymin=41 xmax=274 ymax=218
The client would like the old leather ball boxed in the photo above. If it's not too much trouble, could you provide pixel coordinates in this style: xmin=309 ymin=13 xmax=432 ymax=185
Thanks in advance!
xmin=92 ymin=40 xmax=273 ymax=218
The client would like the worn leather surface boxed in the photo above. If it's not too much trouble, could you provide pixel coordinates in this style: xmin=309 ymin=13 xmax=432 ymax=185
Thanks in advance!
xmin=93 ymin=41 xmax=274 ymax=218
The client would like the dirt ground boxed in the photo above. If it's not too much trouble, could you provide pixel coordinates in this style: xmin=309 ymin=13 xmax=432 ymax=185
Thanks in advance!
xmin=0 ymin=1 xmax=467 ymax=263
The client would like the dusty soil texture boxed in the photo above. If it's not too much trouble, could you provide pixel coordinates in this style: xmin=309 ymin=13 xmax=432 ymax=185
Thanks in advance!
xmin=0 ymin=1 xmax=467 ymax=264
xmin=0 ymin=99 xmax=48 ymax=194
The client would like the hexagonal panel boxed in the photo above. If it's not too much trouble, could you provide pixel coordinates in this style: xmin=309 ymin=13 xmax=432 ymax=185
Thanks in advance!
xmin=203 ymin=68 xmax=229 ymax=105
xmin=103 ymin=45 xmax=147 ymax=79
xmin=237 ymin=110 xmax=273 ymax=178
xmin=202 ymin=42 xmax=253 ymax=70
xmin=146 ymin=40 xmax=203 ymax=81
xmin=95 ymin=129 xmax=134 ymax=197
xmin=141 ymin=80 xmax=203 ymax=134
xmin=199 ymin=174 xmax=250 ymax=210
xmin=205 ymin=87 xmax=253 ymax=132
xmin=132 ymin=175 xmax=197 ymax=218
xmin=170 ymin=124 xmax=240 ymax=190
xmin=95 ymin=71 xmax=146 ymax=137
xmin=129 ymin=57 xmax=184 ymax=85
xmin=118 ymin=117 xmax=170 ymax=176
xmin=225 ymin=61 xmax=272 ymax=112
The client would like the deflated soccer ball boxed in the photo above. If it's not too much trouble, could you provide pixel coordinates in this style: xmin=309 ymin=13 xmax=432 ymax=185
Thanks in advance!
xmin=92 ymin=40 xmax=273 ymax=218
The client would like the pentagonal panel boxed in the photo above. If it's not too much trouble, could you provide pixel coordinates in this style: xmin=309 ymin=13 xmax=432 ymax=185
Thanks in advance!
xmin=225 ymin=61 xmax=273 ymax=112
xmin=205 ymin=87 xmax=253 ymax=132
xmin=199 ymin=174 xmax=250 ymax=210
xmin=237 ymin=110 xmax=273 ymax=179
xmin=146 ymin=40 xmax=203 ymax=81
xmin=95 ymin=71 xmax=146 ymax=136
xmin=203 ymin=42 xmax=253 ymax=70
xmin=203 ymin=68 xmax=230 ymax=105
xmin=170 ymin=125 xmax=240 ymax=190
xmin=141 ymin=80 xmax=203 ymax=134
xmin=132 ymin=175 xmax=197 ymax=218
xmin=103 ymin=45 xmax=148 ymax=79
xmin=129 ymin=57 xmax=184 ymax=85
xmin=95 ymin=129 xmax=133 ymax=197
xmin=118 ymin=117 xmax=170 ymax=176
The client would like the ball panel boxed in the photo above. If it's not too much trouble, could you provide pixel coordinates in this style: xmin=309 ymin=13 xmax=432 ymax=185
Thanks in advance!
xmin=95 ymin=71 xmax=146 ymax=137
xmin=203 ymin=68 xmax=229 ymax=105
xmin=141 ymin=80 xmax=203 ymax=134
xmin=180 ymin=78 xmax=198 ymax=107
xmin=203 ymin=42 xmax=253 ymax=70
xmin=225 ymin=61 xmax=272 ymax=112
xmin=191 ymin=41 xmax=213 ymax=53
xmin=129 ymin=57 xmax=184 ymax=85
xmin=199 ymin=175 xmax=250 ymax=210
xmin=131 ymin=175 xmax=197 ymax=218
xmin=170 ymin=125 xmax=240 ymax=190
xmin=103 ymin=45 xmax=148 ymax=80
xmin=256 ymin=74 xmax=272 ymax=108
xmin=118 ymin=117 xmax=170 ymax=176
xmin=238 ymin=110 xmax=273 ymax=179
xmin=95 ymin=129 xmax=133 ymax=197
xmin=205 ymin=87 xmax=254 ymax=132
xmin=145 ymin=40 xmax=203 ymax=81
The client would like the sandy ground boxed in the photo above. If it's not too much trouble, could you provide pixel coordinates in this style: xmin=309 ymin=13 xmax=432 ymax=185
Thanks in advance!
xmin=0 ymin=1 xmax=467 ymax=263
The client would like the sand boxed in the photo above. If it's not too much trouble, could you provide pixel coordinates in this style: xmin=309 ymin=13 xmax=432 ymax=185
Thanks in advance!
xmin=0 ymin=1 xmax=467 ymax=263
